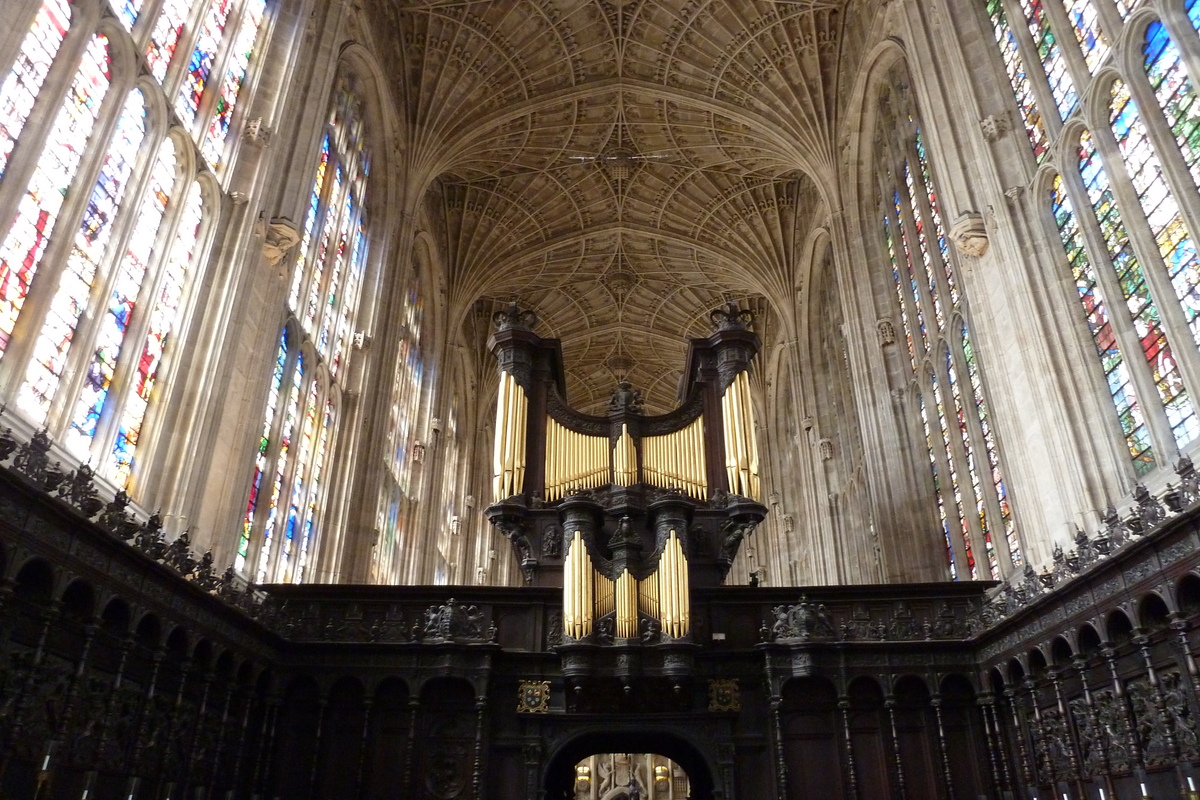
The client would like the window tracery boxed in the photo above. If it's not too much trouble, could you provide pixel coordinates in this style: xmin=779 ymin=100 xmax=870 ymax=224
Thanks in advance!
xmin=874 ymin=63 xmax=1021 ymax=580
xmin=0 ymin=0 xmax=272 ymax=493
xmin=987 ymin=0 xmax=1200 ymax=476
xmin=241 ymin=71 xmax=370 ymax=584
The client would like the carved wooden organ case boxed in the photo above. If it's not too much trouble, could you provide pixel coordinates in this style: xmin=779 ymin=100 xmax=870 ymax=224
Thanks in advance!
xmin=485 ymin=304 xmax=768 ymax=677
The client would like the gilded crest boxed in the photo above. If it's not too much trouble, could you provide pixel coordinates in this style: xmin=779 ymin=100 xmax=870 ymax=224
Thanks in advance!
xmin=518 ymin=680 xmax=551 ymax=713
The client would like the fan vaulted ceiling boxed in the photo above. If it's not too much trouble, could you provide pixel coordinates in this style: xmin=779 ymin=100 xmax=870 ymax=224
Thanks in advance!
xmin=366 ymin=0 xmax=876 ymax=413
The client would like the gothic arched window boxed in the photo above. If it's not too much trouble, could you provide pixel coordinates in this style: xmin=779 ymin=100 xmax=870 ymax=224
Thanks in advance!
xmin=372 ymin=275 xmax=426 ymax=584
xmin=0 ymin=0 xmax=272 ymax=492
xmin=875 ymin=62 xmax=1022 ymax=580
xmin=986 ymin=0 xmax=1200 ymax=476
xmin=240 ymin=71 xmax=369 ymax=584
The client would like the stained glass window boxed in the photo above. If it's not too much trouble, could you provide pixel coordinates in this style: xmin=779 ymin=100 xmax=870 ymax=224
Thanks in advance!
xmin=1019 ymin=0 xmax=1079 ymax=121
xmin=0 ymin=0 xmax=71 ymax=180
xmin=199 ymin=0 xmax=266 ymax=169
xmin=989 ymin=0 xmax=1200 ymax=480
xmin=66 ymin=139 xmax=178 ymax=456
xmin=1050 ymin=174 xmax=1154 ymax=471
xmin=110 ymin=180 xmax=204 ymax=485
xmin=145 ymin=0 xmax=191 ymax=83
xmin=876 ymin=61 xmax=1019 ymax=579
xmin=19 ymin=89 xmax=147 ymax=423
xmin=0 ymin=0 xmax=268 ymax=498
xmin=239 ymin=329 xmax=287 ymax=572
xmin=1144 ymin=22 xmax=1200 ymax=200
xmin=175 ymin=0 xmax=233 ymax=127
xmin=114 ymin=0 xmax=147 ymax=30
xmin=0 ymin=35 xmax=111 ymax=356
xmin=985 ymin=0 xmax=1050 ymax=159
xmin=244 ymin=72 xmax=372 ymax=584
xmin=1062 ymin=0 xmax=1107 ymax=72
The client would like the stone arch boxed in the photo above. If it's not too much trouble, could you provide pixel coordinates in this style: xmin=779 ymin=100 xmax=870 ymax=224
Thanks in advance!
xmin=543 ymin=727 xmax=717 ymax=800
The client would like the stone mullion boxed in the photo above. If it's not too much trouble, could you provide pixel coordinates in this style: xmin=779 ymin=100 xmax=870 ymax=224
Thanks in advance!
xmin=950 ymin=331 xmax=1014 ymax=576
xmin=0 ymin=30 xmax=140 ymax=410
xmin=998 ymin=0 xmax=1070 ymax=145
xmin=83 ymin=147 xmax=199 ymax=473
xmin=40 ymin=109 xmax=175 ymax=445
xmin=900 ymin=130 xmax=958 ymax=335
xmin=878 ymin=180 xmax=922 ymax=375
xmin=1058 ymin=138 xmax=1182 ymax=464
xmin=1120 ymin=29 xmax=1200 ymax=330
xmin=917 ymin=370 xmax=972 ymax=578
xmin=1086 ymin=104 xmax=1200 ymax=436
xmin=0 ymin=11 xmax=95 ymax=243
xmin=1158 ymin=0 xmax=1200 ymax=124
xmin=933 ymin=331 xmax=993 ymax=580
xmin=0 ymin=0 xmax=42 ymax=86
xmin=879 ymin=137 xmax=971 ymax=578
xmin=1039 ymin=0 xmax=1101 ymax=110
xmin=263 ymin=349 xmax=322 ymax=584
xmin=244 ymin=342 xmax=303 ymax=582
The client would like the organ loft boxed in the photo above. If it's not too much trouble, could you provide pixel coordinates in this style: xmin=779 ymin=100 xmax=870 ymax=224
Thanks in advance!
xmin=5 ymin=0 xmax=1200 ymax=798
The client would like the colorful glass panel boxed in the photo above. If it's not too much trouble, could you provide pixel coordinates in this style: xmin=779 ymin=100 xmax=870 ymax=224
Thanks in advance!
xmin=1019 ymin=0 xmax=1079 ymax=121
xmin=175 ymin=0 xmax=234 ymax=127
xmin=317 ymin=191 xmax=352 ymax=358
xmin=20 ymin=89 xmax=146 ymax=423
xmin=199 ymin=0 xmax=266 ymax=169
xmin=66 ymin=139 xmax=177 ymax=457
xmin=1111 ymin=81 xmax=1200 ymax=383
xmin=145 ymin=0 xmax=192 ymax=84
xmin=278 ymin=378 xmax=320 ymax=583
xmin=331 ymin=217 xmax=365 ymax=376
xmin=892 ymin=186 xmax=930 ymax=353
xmin=918 ymin=390 xmax=956 ymax=580
xmin=113 ymin=0 xmax=146 ymax=30
xmin=960 ymin=325 xmax=1020 ymax=565
xmin=915 ymin=130 xmax=959 ymax=307
xmin=985 ymin=0 xmax=1050 ymax=159
xmin=1190 ymin=0 xmax=1199 ymax=29
xmin=297 ymin=400 xmax=333 ymax=582
xmin=1062 ymin=0 xmax=1108 ymax=72
xmin=0 ymin=0 xmax=70 ymax=180
xmin=238 ymin=328 xmax=287 ymax=572
xmin=946 ymin=347 xmax=996 ymax=577
xmin=0 ymin=35 xmax=111 ymax=357
xmin=110 ymin=180 xmax=204 ymax=485
xmin=883 ymin=210 xmax=917 ymax=370
xmin=304 ymin=165 xmax=343 ymax=333
xmin=903 ymin=161 xmax=947 ymax=331
xmin=1078 ymin=129 xmax=1198 ymax=447
xmin=1144 ymin=21 xmax=1200 ymax=192
xmin=1051 ymin=174 xmax=1153 ymax=472
xmin=257 ymin=354 xmax=303 ymax=584
xmin=289 ymin=135 xmax=330 ymax=312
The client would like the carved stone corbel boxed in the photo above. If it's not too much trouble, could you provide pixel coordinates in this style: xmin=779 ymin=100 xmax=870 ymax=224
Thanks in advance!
xmin=260 ymin=217 xmax=301 ymax=268
xmin=949 ymin=212 xmax=989 ymax=258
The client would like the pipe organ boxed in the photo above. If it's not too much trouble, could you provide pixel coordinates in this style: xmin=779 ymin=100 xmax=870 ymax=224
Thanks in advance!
xmin=486 ymin=302 xmax=768 ymax=673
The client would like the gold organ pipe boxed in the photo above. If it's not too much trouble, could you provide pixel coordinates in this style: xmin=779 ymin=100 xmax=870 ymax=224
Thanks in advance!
xmin=722 ymin=388 xmax=737 ymax=493
xmin=563 ymin=532 xmax=575 ymax=638
xmin=661 ymin=533 xmax=675 ymax=637
xmin=501 ymin=374 xmax=515 ymax=497
xmin=514 ymin=387 xmax=527 ymax=494
xmin=492 ymin=373 xmax=508 ymax=502
xmin=740 ymin=372 xmax=760 ymax=499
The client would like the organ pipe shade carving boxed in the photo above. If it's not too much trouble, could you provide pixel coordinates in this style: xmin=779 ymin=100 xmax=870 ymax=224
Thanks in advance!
xmin=722 ymin=371 xmax=760 ymax=500
xmin=492 ymin=370 xmax=528 ymax=502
